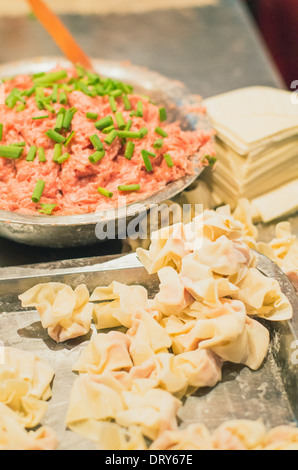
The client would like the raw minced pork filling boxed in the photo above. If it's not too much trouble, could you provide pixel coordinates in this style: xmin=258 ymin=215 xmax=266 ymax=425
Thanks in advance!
xmin=0 ymin=68 xmax=214 ymax=215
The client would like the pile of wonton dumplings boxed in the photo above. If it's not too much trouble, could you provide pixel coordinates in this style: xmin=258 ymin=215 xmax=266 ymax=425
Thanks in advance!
xmin=1 ymin=206 xmax=297 ymax=450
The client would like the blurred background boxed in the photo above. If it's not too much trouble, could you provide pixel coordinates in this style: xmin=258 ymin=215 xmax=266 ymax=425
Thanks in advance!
xmin=245 ymin=0 xmax=298 ymax=89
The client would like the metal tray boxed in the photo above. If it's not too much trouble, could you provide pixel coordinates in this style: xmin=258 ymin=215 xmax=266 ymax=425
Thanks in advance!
xmin=0 ymin=57 xmax=210 ymax=248
xmin=0 ymin=252 xmax=297 ymax=450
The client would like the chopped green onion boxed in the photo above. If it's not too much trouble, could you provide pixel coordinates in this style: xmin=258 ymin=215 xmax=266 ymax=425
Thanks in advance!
xmin=53 ymin=143 xmax=62 ymax=162
xmin=89 ymin=150 xmax=105 ymax=164
xmin=59 ymin=91 xmax=68 ymax=105
xmin=38 ymin=147 xmax=46 ymax=162
xmin=109 ymin=96 xmax=117 ymax=113
xmin=32 ymin=72 xmax=45 ymax=79
xmin=39 ymin=203 xmax=57 ymax=215
xmin=138 ymin=127 xmax=148 ymax=138
xmin=86 ymin=112 xmax=98 ymax=120
xmin=153 ymin=138 xmax=164 ymax=149
xmin=97 ymin=186 xmax=113 ymax=198
xmin=118 ymin=184 xmax=140 ymax=192
xmin=0 ymin=145 xmax=23 ymax=159
xmin=164 ymin=153 xmax=174 ymax=168
xmin=124 ymin=141 xmax=135 ymax=160
xmin=204 ymin=155 xmax=217 ymax=167
xmin=35 ymin=87 xmax=45 ymax=110
xmin=45 ymin=129 xmax=65 ymax=143
xmin=122 ymin=94 xmax=131 ymax=111
xmin=77 ymin=81 xmax=95 ymax=97
xmin=32 ymin=115 xmax=49 ymax=120
xmin=104 ymin=129 xmax=118 ymax=145
xmin=102 ymin=125 xmax=115 ymax=134
xmin=159 ymin=107 xmax=167 ymax=122
xmin=34 ymin=70 xmax=68 ymax=86
xmin=64 ymin=131 xmax=76 ymax=147
xmin=146 ymin=150 xmax=156 ymax=158
xmin=95 ymin=116 xmax=114 ymax=130
xmin=16 ymin=103 xmax=26 ymax=112
xmin=63 ymin=107 xmax=77 ymax=130
xmin=26 ymin=145 xmax=37 ymax=162
xmin=155 ymin=127 xmax=168 ymax=138
xmin=54 ymin=108 xmax=66 ymax=132
xmin=109 ymin=89 xmax=122 ymax=98
xmin=141 ymin=150 xmax=153 ymax=172
xmin=51 ymin=84 xmax=58 ymax=103
xmin=89 ymin=134 xmax=103 ymax=151
xmin=21 ymin=86 xmax=35 ymax=97
xmin=0 ymin=124 xmax=3 ymax=141
xmin=9 ymin=142 xmax=26 ymax=147
xmin=31 ymin=179 xmax=45 ymax=203
xmin=5 ymin=88 xmax=26 ymax=109
xmin=124 ymin=119 xmax=132 ymax=131
xmin=57 ymin=153 xmax=70 ymax=164
xmin=115 ymin=112 xmax=126 ymax=130
xmin=135 ymin=101 xmax=143 ymax=117
xmin=44 ymin=102 xmax=56 ymax=114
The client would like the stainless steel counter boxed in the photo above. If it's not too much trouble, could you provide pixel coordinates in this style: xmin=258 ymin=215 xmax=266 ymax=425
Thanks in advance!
xmin=0 ymin=0 xmax=286 ymax=266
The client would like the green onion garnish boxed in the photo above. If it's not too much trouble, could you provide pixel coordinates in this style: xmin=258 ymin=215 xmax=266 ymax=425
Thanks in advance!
xmin=38 ymin=147 xmax=46 ymax=162
xmin=86 ymin=112 xmax=98 ymax=120
xmin=31 ymin=180 xmax=45 ymax=203
xmin=153 ymin=138 xmax=164 ymax=149
xmin=57 ymin=153 xmax=70 ymax=164
xmin=21 ymin=86 xmax=35 ymax=98
xmin=141 ymin=150 xmax=153 ymax=172
xmin=115 ymin=112 xmax=126 ymax=130
xmin=54 ymin=107 xmax=66 ymax=132
xmin=89 ymin=134 xmax=103 ymax=151
xmin=51 ymin=84 xmax=58 ymax=103
xmin=0 ymin=145 xmax=24 ymax=159
xmin=138 ymin=127 xmax=148 ymax=138
xmin=124 ymin=141 xmax=135 ymax=160
xmin=118 ymin=184 xmax=140 ymax=192
xmin=159 ymin=107 xmax=167 ymax=122
xmin=34 ymin=70 xmax=68 ymax=86
xmin=16 ymin=103 xmax=26 ymax=112
xmin=39 ymin=203 xmax=57 ymax=215
xmin=135 ymin=101 xmax=143 ymax=117
xmin=155 ymin=127 xmax=168 ymax=138
xmin=9 ymin=142 xmax=26 ymax=147
xmin=124 ymin=119 xmax=132 ymax=131
xmin=32 ymin=115 xmax=49 ymax=120
xmin=97 ymin=186 xmax=113 ymax=198
xmin=45 ymin=129 xmax=65 ymax=143
xmin=63 ymin=107 xmax=77 ymax=130
xmin=102 ymin=125 xmax=115 ymax=134
xmin=53 ymin=143 xmax=62 ymax=162
xmin=64 ymin=131 xmax=75 ymax=147
xmin=109 ymin=96 xmax=117 ymax=113
xmin=5 ymin=88 xmax=26 ymax=109
xmin=0 ymin=124 xmax=3 ymax=141
xmin=164 ymin=153 xmax=174 ymax=168
xmin=95 ymin=116 xmax=114 ymax=130
xmin=89 ymin=150 xmax=105 ymax=164
xmin=44 ymin=103 xmax=56 ymax=114
xmin=26 ymin=145 xmax=37 ymax=162
xmin=122 ymin=95 xmax=131 ymax=111
xmin=104 ymin=129 xmax=118 ymax=145
xmin=59 ymin=92 xmax=68 ymax=105
xmin=204 ymin=155 xmax=217 ymax=167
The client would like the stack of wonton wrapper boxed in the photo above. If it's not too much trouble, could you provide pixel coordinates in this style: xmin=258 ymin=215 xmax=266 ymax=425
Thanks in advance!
xmin=201 ymin=87 xmax=298 ymax=222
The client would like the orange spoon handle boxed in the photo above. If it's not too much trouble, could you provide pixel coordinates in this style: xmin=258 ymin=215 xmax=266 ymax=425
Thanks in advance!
xmin=26 ymin=0 xmax=93 ymax=70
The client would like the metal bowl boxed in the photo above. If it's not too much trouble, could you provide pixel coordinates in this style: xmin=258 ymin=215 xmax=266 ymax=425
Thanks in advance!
xmin=0 ymin=57 xmax=212 ymax=247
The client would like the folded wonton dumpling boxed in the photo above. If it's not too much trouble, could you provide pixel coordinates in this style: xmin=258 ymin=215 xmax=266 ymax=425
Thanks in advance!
xmin=260 ymin=425 xmax=298 ymax=450
xmin=153 ymin=267 xmax=193 ymax=317
xmin=127 ymin=310 xmax=172 ymax=366
xmin=72 ymin=331 xmax=133 ymax=375
xmin=174 ymin=349 xmax=222 ymax=391
xmin=137 ymin=223 xmax=192 ymax=274
xmin=91 ymin=281 xmax=148 ymax=328
xmin=0 ymin=347 xmax=55 ymax=428
xmin=212 ymin=419 xmax=267 ymax=450
xmin=235 ymin=268 xmax=293 ymax=320
xmin=150 ymin=423 xmax=214 ymax=450
xmin=19 ymin=283 xmax=93 ymax=343
xmin=129 ymin=353 xmax=188 ymax=398
xmin=0 ymin=403 xmax=57 ymax=451
xmin=116 ymin=388 xmax=181 ymax=441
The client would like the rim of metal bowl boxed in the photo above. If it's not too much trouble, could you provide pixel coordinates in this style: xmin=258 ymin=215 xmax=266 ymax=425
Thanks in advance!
xmin=0 ymin=56 xmax=212 ymax=227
